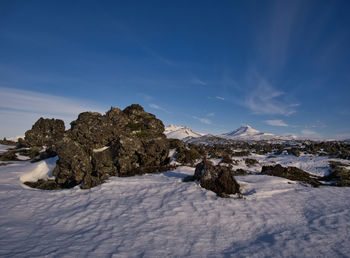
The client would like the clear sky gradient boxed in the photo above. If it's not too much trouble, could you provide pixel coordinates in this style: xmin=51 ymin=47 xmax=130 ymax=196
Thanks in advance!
xmin=0 ymin=0 xmax=349 ymax=139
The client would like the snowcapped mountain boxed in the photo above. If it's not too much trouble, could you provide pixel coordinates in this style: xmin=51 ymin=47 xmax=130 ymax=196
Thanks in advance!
xmin=220 ymin=125 xmax=264 ymax=138
xmin=218 ymin=125 xmax=297 ymax=141
xmin=164 ymin=125 xmax=204 ymax=140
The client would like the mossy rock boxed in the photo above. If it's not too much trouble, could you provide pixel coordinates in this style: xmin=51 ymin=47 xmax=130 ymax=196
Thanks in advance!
xmin=24 ymin=179 xmax=61 ymax=190
xmin=233 ymin=169 xmax=250 ymax=176
xmin=323 ymin=161 xmax=350 ymax=186
xmin=17 ymin=147 xmax=42 ymax=159
xmin=175 ymin=148 xmax=200 ymax=166
xmin=0 ymin=151 xmax=19 ymax=161
xmin=232 ymin=151 xmax=250 ymax=156
xmin=220 ymin=154 xmax=233 ymax=164
xmin=261 ymin=164 xmax=322 ymax=187
xmin=244 ymin=158 xmax=259 ymax=167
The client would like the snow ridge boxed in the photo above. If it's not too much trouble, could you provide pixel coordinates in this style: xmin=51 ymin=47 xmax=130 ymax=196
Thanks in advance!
xmin=219 ymin=125 xmax=298 ymax=141
xmin=164 ymin=125 xmax=203 ymax=140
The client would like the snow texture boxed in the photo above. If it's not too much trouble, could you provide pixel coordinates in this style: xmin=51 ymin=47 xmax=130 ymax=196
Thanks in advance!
xmin=93 ymin=146 xmax=110 ymax=153
xmin=164 ymin=125 xmax=203 ymax=140
xmin=19 ymin=157 xmax=57 ymax=183
xmin=1 ymin=159 xmax=350 ymax=257
xmin=219 ymin=125 xmax=298 ymax=141
xmin=0 ymin=144 xmax=10 ymax=155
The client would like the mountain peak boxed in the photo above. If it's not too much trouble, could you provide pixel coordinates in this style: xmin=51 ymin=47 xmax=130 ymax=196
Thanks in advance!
xmin=164 ymin=125 xmax=203 ymax=140
xmin=223 ymin=125 xmax=261 ymax=137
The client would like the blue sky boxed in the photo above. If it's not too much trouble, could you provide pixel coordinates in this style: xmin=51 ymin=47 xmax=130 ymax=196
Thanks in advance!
xmin=0 ymin=0 xmax=350 ymax=139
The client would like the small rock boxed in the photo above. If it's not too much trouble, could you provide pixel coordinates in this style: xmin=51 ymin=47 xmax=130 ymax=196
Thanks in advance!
xmin=193 ymin=160 xmax=240 ymax=197
xmin=261 ymin=164 xmax=321 ymax=187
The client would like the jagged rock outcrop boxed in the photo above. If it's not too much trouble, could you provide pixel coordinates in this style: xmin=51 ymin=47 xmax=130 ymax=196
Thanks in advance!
xmin=261 ymin=164 xmax=321 ymax=187
xmin=53 ymin=137 xmax=92 ymax=188
xmin=24 ymin=118 xmax=65 ymax=147
xmin=185 ymin=160 xmax=240 ymax=197
xmin=51 ymin=104 xmax=169 ymax=189
xmin=322 ymin=161 xmax=350 ymax=186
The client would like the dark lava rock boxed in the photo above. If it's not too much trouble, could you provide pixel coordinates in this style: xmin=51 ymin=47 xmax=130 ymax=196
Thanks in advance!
xmin=244 ymin=158 xmax=259 ymax=167
xmin=261 ymin=164 xmax=322 ymax=187
xmin=322 ymin=161 xmax=350 ymax=186
xmin=53 ymin=137 xmax=92 ymax=188
xmin=233 ymin=169 xmax=250 ymax=176
xmin=24 ymin=179 xmax=61 ymax=190
xmin=187 ymin=160 xmax=240 ymax=197
xmin=30 ymin=147 xmax=57 ymax=163
xmin=0 ymin=138 xmax=17 ymax=146
xmin=51 ymin=104 xmax=170 ymax=189
xmin=0 ymin=151 xmax=19 ymax=161
xmin=24 ymin=118 xmax=65 ymax=147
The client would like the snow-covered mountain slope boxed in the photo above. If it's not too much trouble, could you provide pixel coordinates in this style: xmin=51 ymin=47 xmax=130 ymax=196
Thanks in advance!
xmin=164 ymin=125 xmax=203 ymax=140
xmin=218 ymin=125 xmax=297 ymax=141
xmin=7 ymin=135 xmax=24 ymax=142
xmin=1 ymin=158 xmax=350 ymax=257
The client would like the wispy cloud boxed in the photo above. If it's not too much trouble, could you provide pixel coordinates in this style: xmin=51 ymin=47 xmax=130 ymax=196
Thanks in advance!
xmin=265 ymin=119 xmax=288 ymax=127
xmin=193 ymin=116 xmax=212 ymax=125
xmin=149 ymin=103 xmax=169 ymax=113
xmin=256 ymin=0 xmax=303 ymax=70
xmin=0 ymin=87 xmax=103 ymax=116
xmin=207 ymin=112 xmax=215 ymax=117
xmin=0 ymin=87 xmax=103 ymax=137
xmin=243 ymin=76 xmax=298 ymax=116
xmin=191 ymin=77 xmax=207 ymax=86
xmin=139 ymin=44 xmax=175 ymax=66
xmin=216 ymin=96 xmax=225 ymax=101
xmin=334 ymin=133 xmax=350 ymax=140
xmin=137 ymin=93 xmax=154 ymax=102
xmin=301 ymin=129 xmax=320 ymax=137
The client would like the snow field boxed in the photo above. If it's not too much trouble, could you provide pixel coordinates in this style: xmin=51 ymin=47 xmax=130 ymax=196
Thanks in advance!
xmin=0 ymin=160 xmax=350 ymax=257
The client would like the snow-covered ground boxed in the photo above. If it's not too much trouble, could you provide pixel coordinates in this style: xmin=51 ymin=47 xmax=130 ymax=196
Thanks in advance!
xmin=1 ymin=157 xmax=350 ymax=257
xmin=0 ymin=144 xmax=11 ymax=155
xmin=224 ymin=153 xmax=349 ymax=177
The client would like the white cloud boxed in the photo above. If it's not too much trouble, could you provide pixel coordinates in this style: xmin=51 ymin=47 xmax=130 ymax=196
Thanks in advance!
xmin=216 ymin=96 xmax=225 ymax=101
xmin=193 ymin=116 xmax=211 ymax=125
xmin=0 ymin=87 xmax=102 ymax=116
xmin=149 ymin=103 xmax=169 ymax=113
xmin=149 ymin=103 xmax=161 ymax=109
xmin=243 ymin=77 xmax=298 ymax=116
xmin=207 ymin=112 xmax=215 ymax=117
xmin=191 ymin=77 xmax=207 ymax=86
xmin=0 ymin=87 xmax=104 ymax=138
xmin=265 ymin=119 xmax=288 ymax=127
xmin=334 ymin=133 xmax=350 ymax=140
xmin=301 ymin=129 xmax=319 ymax=137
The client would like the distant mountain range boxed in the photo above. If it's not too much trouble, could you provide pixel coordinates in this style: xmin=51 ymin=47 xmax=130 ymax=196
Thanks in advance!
xmin=165 ymin=124 xmax=298 ymax=142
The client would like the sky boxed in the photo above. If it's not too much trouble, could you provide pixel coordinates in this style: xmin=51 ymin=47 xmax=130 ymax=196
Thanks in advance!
xmin=0 ymin=0 xmax=350 ymax=139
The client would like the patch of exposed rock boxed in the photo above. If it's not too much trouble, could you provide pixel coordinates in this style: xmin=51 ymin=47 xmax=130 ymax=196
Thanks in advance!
xmin=185 ymin=160 xmax=240 ymax=197
xmin=322 ymin=161 xmax=350 ymax=186
xmin=261 ymin=164 xmax=322 ymax=187
xmin=51 ymin=104 xmax=170 ymax=189
xmin=24 ymin=118 xmax=65 ymax=147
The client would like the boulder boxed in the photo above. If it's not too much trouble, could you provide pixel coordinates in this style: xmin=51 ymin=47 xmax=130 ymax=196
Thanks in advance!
xmin=323 ymin=162 xmax=350 ymax=186
xmin=51 ymin=104 xmax=169 ymax=189
xmin=53 ymin=137 xmax=92 ymax=188
xmin=24 ymin=118 xmax=65 ymax=147
xmin=261 ymin=164 xmax=321 ymax=187
xmin=191 ymin=160 xmax=240 ymax=197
